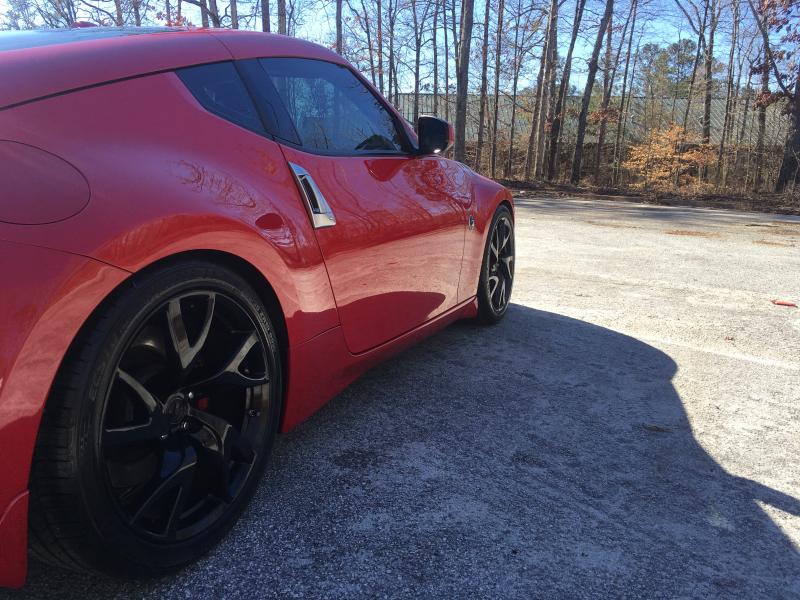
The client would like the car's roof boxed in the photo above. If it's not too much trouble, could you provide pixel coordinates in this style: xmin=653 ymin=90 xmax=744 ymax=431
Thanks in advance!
xmin=0 ymin=27 xmax=346 ymax=110
xmin=0 ymin=26 xmax=185 ymax=51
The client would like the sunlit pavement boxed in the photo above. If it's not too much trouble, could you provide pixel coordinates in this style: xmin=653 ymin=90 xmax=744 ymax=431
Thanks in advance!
xmin=7 ymin=196 xmax=800 ymax=599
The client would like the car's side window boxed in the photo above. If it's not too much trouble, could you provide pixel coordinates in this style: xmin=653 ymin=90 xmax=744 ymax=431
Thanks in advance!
xmin=257 ymin=58 xmax=405 ymax=154
xmin=176 ymin=62 xmax=266 ymax=134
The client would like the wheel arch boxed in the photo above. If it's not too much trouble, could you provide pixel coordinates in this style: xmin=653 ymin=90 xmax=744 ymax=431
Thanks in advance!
xmin=62 ymin=249 xmax=291 ymax=417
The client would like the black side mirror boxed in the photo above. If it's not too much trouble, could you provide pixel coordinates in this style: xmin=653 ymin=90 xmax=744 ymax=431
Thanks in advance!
xmin=416 ymin=115 xmax=454 ymax=155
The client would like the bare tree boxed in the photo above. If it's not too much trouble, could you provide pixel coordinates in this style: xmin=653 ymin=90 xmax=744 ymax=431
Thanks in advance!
xmin=474 ymin=0 xmax=491 ymax=170
xmin=489 ymin=0 xmax=505 ymax=177
xmin=570 ymin=0 xmax=615 ymax=184
xmin=335 ymin=0 xmax=342 ymax=52
xmin=277 ymin=0 xmax=285 ymax=33
xmin=546 ymin=0 xmax=586 ymax=181
xmin=453 ymin=0 xmax=474 ymax=162
xmin=261 ymin=0 xmax=270 ymax=31
xmin=747 ymin=0 xmax=800 ymax=191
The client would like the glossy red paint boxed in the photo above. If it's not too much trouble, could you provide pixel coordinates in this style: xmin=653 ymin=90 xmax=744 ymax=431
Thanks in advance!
xmin=282 ymin=147 xmax=473 ymax=353
xmin=0 ymin=28 xmax=511 ymax=587
xmin=0 ymin=240 xmax=130 ymax=587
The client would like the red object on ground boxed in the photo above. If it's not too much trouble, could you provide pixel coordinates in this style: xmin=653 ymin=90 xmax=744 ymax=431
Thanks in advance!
xmin=771 ymin=299 xmax=798 ymax=308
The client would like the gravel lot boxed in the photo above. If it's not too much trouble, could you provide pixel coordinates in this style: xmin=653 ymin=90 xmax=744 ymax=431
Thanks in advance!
xmin=6 ymin=196 xmax=800 ymax=599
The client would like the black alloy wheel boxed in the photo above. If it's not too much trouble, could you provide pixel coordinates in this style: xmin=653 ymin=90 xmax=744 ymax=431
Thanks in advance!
xmin=477 ymin=205 xmax=515 ymax=323
xmin=102 ymin=290 xmax=269 ymax=541
xmin=29 ymin=261 xmax=281 ymax=577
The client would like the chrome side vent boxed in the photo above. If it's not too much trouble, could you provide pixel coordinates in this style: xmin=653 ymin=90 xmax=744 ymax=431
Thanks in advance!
xmin=288 ymin=162 xmax=337 ymax=229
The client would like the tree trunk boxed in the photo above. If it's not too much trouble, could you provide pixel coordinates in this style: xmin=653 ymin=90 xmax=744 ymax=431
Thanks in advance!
xmin=524 ymin=44 xmax=547 ymax=180
xmin=776 ymin=66 xmax=800 ymax=191
xmin=433 ymin=0 xmax=439 ymax=116
xmin=474 ymin=0 xmax=491 ymax=171
xmin=230 ymin=0 xmax=238 ymax=28
xmin=165 ymin=0 xmax=172 ymax=23
xmin=681 ymin=1 xmax=708 ymax=134
xmin=533 ymin=0 xmax=558 ymax=179
xmin=717 ymin=0 xmax=738 ymax=185
xmin=754 ymin=60 xmax=769 ymax=191
xmin=443 ymin=1 xmax=450 ymax=121
xmin=277 ymin=0 xmax=286 ymax=34
xmin=504 ymin=10 xmax=523 ymax=179
xmin=359 ymin=0 xmax=377 ymax=85
xmin=702 ymin=0 xmax=717 ymax=146
xmin=335 ymin=0 xmax=342 ymax=53
xmin=113 ymin=0 xmax=123 ymax=25
xmin=454 ymin=0 xmax=474 ymax=163
xmin=377 ymin=0 xmax=384 ymax=94
xmin=200 ymin=0 xmax=209 ymax=27
xmin=612 ymin=0 xmax=637 ymax=185
xmin=261 ymin=0 xmax=270 ymax=31
xmin=570 ymin=0 xmax=614 ymax=184
xmin=593 ymin=14 xmax=613 ymax=182
xmin=490 ymin=0 xmax=505 ymax=178
xmin=207 ymin=0 xmax=220 ymax=26
xmin=546 ymin=0 xmax=586 ymax=181
xmin=616 ymin=41 xmax=640 ymax=185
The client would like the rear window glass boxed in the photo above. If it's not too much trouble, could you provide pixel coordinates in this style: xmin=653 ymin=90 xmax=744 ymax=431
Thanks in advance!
xmin=177 ymin=62 xmax=265 ymax=134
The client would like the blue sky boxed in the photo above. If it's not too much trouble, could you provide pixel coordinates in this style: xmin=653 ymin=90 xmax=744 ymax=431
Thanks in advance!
xmin=0 ymin=0 xmax=749 ymax=93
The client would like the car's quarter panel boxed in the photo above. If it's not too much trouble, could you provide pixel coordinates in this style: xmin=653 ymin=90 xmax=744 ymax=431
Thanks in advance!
xmin=282 ymin=147 xmax=471 ymax=354
xmin=458 ymin=173 xmax=515 ymax=302
xmin=0 ymin=71 xmax=339 ymax=345
xmin=0 ymin=241 xmax=130 ymax=588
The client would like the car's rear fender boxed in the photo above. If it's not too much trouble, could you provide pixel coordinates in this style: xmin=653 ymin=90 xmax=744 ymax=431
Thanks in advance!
xmin=0 ymin=240 xmax=130 ymax=588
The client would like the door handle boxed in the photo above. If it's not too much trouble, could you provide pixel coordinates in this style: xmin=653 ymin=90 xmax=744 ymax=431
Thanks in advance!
xmin=288 ymin=163 xmax=336 ymax=229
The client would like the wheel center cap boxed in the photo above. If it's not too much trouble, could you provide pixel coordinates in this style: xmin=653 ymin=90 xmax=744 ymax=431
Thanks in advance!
xmin=165 ymin=393 xmax=190 ymax=425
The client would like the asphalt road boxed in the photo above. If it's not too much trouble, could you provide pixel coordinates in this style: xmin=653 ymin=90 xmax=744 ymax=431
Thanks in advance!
xmin=6 ymin=196 xmax=800 ymax=599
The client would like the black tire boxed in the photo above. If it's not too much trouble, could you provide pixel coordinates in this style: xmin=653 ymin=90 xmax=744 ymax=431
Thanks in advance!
xmin=477 ymin=205 xmax=515 ymax=324
xmin=29 ymin=260 xmax=282 ymax=578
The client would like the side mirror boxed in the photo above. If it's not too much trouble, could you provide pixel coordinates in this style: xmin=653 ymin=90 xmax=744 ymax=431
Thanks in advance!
xmin=417 ymin=116 xmax=454 ymax=155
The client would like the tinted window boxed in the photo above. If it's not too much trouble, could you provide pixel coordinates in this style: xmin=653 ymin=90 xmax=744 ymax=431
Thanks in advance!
xmin=177 ymin=62 xmax=265 ymax=134
xmin=258 ymin=58 xmax=404 ymax=154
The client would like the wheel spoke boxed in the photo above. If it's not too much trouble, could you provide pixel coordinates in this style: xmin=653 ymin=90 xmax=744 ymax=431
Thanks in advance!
xmin=103 ymin=420 xmax=162 ymax=447
xmin=194 ymin=331 xmax=267 ymax=389
xmin=167 ymin=293 xmax=216 ymax=370
xmin=188 ymin=407 xmax=255 ymax=463
xmin=500 ymin=255 xmax=514 ymax=281
xmin=117 ymin=369 xmax=161 ymax=414
xmin=132 ymin=446 xmax=198 ymax=532
xmin=488 ymin=275 xmax=500 ymax=298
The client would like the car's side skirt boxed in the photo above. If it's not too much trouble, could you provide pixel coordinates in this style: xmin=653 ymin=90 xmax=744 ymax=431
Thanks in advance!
xmin=280 ymin=296 xmax=478 ymax=432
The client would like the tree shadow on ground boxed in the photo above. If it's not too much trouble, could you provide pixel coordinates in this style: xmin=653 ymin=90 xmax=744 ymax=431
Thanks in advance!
xmin=15 ymin=305 xmax=800 ymax=599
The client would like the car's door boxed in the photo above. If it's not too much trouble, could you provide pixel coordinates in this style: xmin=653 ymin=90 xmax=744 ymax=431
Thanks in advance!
xmin=241 ymin=57 xmax=472 ymax=354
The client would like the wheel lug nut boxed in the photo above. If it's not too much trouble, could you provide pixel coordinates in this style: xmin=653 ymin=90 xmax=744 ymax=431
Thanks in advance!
xmin=181 ymin=421 xmax=189 ymax=430
xmin=248 ymin=409 xmax=260 ymax=417
xmin=187 ymin=392 xmax=194 ymax=400
xmin=161 ymin=434 xmax=169 ymax=440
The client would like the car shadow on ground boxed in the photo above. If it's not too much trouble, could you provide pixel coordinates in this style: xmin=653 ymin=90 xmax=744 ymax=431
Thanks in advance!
xmin=13 ymin=305 xmax=800 ymax=598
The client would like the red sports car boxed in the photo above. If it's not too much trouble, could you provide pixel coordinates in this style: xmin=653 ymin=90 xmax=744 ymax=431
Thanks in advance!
xmin=0 ymin=27 xmax=514 ymax=586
